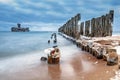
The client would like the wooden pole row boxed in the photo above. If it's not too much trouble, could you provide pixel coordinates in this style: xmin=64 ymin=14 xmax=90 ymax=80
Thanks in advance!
xmin=58 ymin=10 xmax=114 ymax=37
xmin=58 ymin=14 xmax=81 ymax=38
xmin=81 ymin=10 xmax=114 ymax=37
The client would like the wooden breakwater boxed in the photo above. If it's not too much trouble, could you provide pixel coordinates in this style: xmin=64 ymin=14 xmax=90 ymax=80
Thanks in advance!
xmin=58 ymin=10 xmax=114 ymax=38
xmin=58 ymin=10 xmax=120 ymax=66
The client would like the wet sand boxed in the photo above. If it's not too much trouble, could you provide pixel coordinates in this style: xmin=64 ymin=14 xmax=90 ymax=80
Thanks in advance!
xmin=0 ymin=48 xmax=118 ymax=80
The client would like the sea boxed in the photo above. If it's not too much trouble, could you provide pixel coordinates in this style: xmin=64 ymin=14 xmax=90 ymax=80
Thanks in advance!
xmin=0 ymin=31 xmax=79 ymax=74
xmin=0 ymin=31 xmax=58 ymax=58
xmin=0 ymin=31 xmax=120 ymax=59
xmin=0 ymin=31 xmax=120 ymax=80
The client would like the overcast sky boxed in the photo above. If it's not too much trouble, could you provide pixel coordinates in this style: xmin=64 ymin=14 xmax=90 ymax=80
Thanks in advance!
xmin=0 ymin=0 xmax=120 ymax=31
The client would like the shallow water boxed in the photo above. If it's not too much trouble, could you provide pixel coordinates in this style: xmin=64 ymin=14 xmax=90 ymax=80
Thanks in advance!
xmin=0 ymin=31 xmax=81 ymax=73
xmin=0 ymin=31 xmax=52 ymax=58
xmin=0 ymin=31 xmax=119 ymax=80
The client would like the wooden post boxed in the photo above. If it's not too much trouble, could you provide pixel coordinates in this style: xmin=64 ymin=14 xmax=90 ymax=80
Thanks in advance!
xmin=102 ymin=15 xmax=106 ymax=37
xmin=85 ymin=20 xmax=90 ymax=36
xmin=91 ymin=18 xmax=95 ymax=37
xmin=80 ymin=22 xmax=84 ymax=35
xmin=109 ymin=10 xmax=114 ymax=36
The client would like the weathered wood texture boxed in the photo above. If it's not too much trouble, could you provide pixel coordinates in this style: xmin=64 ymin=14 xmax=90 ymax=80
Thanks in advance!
xmin=58 ymin=10 xmax=114 ymax=37
xmin=58 ymin=13 xmax=81 ymax=38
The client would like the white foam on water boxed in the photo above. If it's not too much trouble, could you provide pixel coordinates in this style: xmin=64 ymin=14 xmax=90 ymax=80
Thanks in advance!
xmin=81 ymin=60 xmax=93 ymax=72
xmin=0 ymin=51 xmax=44 ymax=73
xmin=60 ymin=45 xmax=80 ymax=60
xmin=0 ymin=32 xmax=80 ymax=74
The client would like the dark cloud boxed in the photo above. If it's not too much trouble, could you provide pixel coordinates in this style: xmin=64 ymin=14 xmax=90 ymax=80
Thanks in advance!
xmin=0 ymin=0 xmax=119 ymax=31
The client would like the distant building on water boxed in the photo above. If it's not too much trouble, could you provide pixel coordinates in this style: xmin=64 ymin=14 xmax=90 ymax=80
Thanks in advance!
xmin=11 ymin=23 xmax=29 ymax=32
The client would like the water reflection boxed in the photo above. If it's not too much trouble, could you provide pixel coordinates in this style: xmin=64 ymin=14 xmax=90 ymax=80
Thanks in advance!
xmin=48 ymin=64 xmax=61 ymax=80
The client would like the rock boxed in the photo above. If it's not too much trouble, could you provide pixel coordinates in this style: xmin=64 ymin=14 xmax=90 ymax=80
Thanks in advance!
xmin=106 ymin=48 xmax=118 ymax=66
xmin=118 ymin=64 xmax=120 ymax=69
xmin=48 ymin=40 xmax=50 ymax=43
xmin=40 ymin=57 xmax=47 ymax=61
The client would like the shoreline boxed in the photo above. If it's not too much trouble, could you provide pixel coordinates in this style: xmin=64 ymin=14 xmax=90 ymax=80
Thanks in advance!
xmin=0 ymin=32 xmax=120 ymax=80
xmin=58 ymin=32 xmax=120 ymax=80
xmin=0 ymin=47 xmax=118 ymax=80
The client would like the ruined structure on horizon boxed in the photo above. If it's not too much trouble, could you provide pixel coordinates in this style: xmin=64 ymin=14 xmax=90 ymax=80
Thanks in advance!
xmin=11 ymin=23 xmax=29 ymax=32
xmin=58 ymin=10 xmax=114 ymax=38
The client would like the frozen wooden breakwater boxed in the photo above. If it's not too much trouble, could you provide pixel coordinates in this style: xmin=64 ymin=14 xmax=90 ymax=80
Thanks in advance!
xmin=58 ymin=10 xmax=120 ymax=66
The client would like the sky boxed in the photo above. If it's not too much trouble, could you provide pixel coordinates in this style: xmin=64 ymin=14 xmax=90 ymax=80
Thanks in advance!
xmin=0 ymin=0 xmax=120 ymax=31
